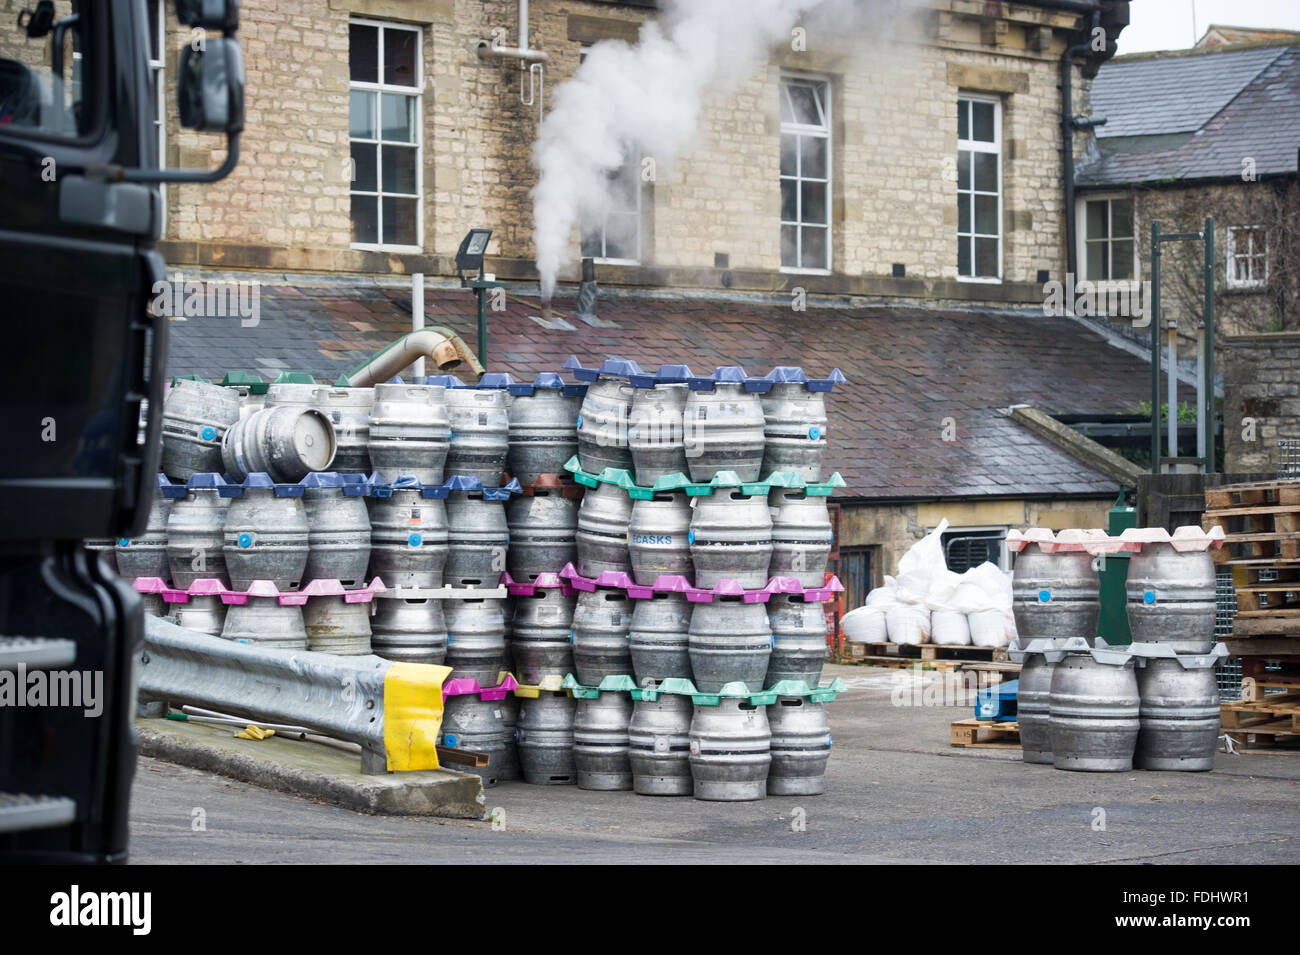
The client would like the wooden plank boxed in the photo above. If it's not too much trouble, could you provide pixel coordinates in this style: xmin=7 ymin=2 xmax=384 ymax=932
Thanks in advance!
xmin=1222 ymin=641 xmax=1300 ymax=657
xmin=1225 ymin=637 xmax=1300 ymax=656
xmin=1203 ymin=504 xmax=1300 ymax=518
xmin=949 ymin=718 xmax=1021 ymax=750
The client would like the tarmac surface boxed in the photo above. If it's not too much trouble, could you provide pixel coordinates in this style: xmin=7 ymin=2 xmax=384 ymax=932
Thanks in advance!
xmin=129 ymin=664 xmax=1300 ymax=864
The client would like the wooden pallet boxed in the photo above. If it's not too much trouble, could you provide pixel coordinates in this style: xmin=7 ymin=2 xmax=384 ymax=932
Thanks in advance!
xmin=851 ymin=641 xmax=1010 ymax=663
xmin=950 ymin=718 xmax=1021 ymax=750
xmin=1220 ymin=690 xmax=1300 ymax=733
xmin=845 ymin=654 xmax=958 ymax=672
xmin=1205 ymin=482 xmax=1300 ymax=565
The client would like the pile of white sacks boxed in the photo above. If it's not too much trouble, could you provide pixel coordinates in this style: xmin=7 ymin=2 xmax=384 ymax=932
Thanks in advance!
xmin=840 ymin=519 xmax=1018 ymax=648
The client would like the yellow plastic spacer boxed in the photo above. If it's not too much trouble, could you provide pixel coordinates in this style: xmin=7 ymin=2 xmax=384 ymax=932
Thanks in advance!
xmin=383 ymin=662 xmax=452 ymax=772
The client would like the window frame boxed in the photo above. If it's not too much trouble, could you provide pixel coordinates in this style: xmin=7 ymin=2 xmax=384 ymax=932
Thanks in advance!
xmin=779 ymin=72 xmax=833 ymax=275
xmin=1076 ymin=193 xmax=1139 ymax=285
xmin=578 ymin=45 xmax=643 ymax=266
xmin=1226 ymin=225 xmax=1269 ymax=290
xmin=348 ymin=17 xmax=424 ymax=253
xmin=148 ymin=0 xmax=166 ymax=233
xmin=956 ymin=92 xmax=1003 ymax=284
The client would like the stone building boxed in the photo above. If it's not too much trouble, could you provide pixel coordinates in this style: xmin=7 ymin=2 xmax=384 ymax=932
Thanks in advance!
xmin=141 ymin=0 xmax=1129 ymax=305
xmin=1077 ymin=40 xmax=1300 ymax=338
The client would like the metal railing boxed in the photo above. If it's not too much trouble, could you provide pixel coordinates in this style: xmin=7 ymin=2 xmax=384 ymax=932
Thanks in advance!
xmin=139 ymin=615 xmax=451 ymax=774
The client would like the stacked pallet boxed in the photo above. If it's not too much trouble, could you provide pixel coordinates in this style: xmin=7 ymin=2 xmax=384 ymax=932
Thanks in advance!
xmin=1203 ymin=480 xmax=1300 ymax=642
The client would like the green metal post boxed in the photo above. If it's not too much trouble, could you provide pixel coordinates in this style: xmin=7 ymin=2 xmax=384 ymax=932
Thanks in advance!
xmin=1096 ymin=489 xmax=1137 ymax=645
xmin=1203 ymin=216 xmax=1215 ymax=472
xmin=1150 ymin=220 xmax=1162 ymax=473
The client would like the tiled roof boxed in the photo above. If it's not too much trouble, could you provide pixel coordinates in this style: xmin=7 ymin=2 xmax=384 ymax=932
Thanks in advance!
xmin=1091 ymin=46 xmax=1287 ymax=138
xmin=165 ymin=280 xmax=1181 ymax=501
xmin=1080 ymin=46 xmax=1300 ymax=185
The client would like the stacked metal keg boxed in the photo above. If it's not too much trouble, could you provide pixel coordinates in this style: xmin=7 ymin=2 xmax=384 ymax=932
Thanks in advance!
xmin=1122 ymin=525 xmax=1227 ymax=772
xmin=499 ymin=374 xmax=586 ymax=787
xmin=1007 ymin=525 xmax=1227 ymax=773
xmin=554 ymin=358 xmax=847 ymax=800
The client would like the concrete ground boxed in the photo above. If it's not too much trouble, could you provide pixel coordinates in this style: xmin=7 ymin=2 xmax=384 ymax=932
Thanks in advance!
xmin=129 ymin=664 xmax=1300 ymax=864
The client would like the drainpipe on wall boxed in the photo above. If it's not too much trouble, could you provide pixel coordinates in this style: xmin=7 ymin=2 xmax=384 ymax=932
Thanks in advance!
xmin=1061 ymin=11 xmax=1101 ymax=282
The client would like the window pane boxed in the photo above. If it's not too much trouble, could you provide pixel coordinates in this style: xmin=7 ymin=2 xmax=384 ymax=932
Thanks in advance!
xmin=384 ymin=28 xmax=419 ymax=87
xmin=801 ymin=181 xmax=827 ymax=225
xmin=957 ymin=100 xmax=969 ymax=141
xmin=975 ymin=237 xmax=998 ymax=277
xmin=957 ymin=150 xmax=971 ymax=191
xmin=605 ymin=213 xmax=639 ymax=261
xmin=1086 ymin=201 xmax=1108 ymax=239
xmin=781 ymin=179 xmax=797 ymax=222
xmin=802 ymin=227 xmax=827 ymax=269
xmin=958 ymin=236 xmax=972 ymax=276
xmin=1086 ymin=241 xmax=1107 ymax=280
xmin=381 ymin=144 xmax=417 ymax=195
xmin=973 ymin=152 xmax=998 ymax=192
xmin=786 ymin=83 xmax=821 ymax=125
xmin=1111 ymin=199 xmax=1133 ymax=238
xmin=581 ymin=229 xmax=603 ymax=259
xmin=351 ymin=195 xmax=379 ymax=244
xmin=609 ymin=162 xmax=639 ymax=211
xmin=972 ymin=101 xmax=995 ymax=142
xmin=381 ymin=94 xmax=416 ymax=142
xmin=349 ymin=90 xmax=376 ymax=139
xmin=1112 ymin=239 xmax=1134 ymax=279
xmin=974 ymin=194 xmax=998 ymax=235
xmin=780 ymin=135 xmax=798 ymax=176
xmin=382 ymin=196 xmax=418 ymax=246
xmin=958 ymin=193 xmax=971 ymax=235
xmin=781 ymin=225 xmax=799 ymax=268
xmin=801 ymin=135 xmax=826 ymax=179
xmin=351 ymin=143 xmax=377 ymax=192
xmin=350 ymin=24 xmax=379 ymax=84
xmin=148 ymin=0 xmax=162 ymax=59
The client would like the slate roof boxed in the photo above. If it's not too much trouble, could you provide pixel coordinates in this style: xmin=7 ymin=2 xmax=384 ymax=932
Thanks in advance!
xmin=1080 ymin=46 xmax=1300 ymax=185
xmin=165 ymin=280 xmax=1186 ymax=502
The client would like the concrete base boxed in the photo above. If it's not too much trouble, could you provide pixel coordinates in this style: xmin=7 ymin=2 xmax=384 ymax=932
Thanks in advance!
xmin=136 ymin=718 xmax=486 ymax=819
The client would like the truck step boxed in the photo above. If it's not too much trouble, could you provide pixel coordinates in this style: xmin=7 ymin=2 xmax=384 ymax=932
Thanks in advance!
xmin=0 ymin=793 xmax=77 ymax=833
xmin=0 ymin=636 xmax=78 ymax=671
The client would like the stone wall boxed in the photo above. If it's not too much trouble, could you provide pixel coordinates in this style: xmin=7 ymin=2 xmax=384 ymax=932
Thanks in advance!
xmin=1223 ymin=332 xmax=1300 ymax=473
xmin=1076 ymin=180 xmax=1299 ymax=338
xmin=149 ymin=0 xmax=1094 ymax=304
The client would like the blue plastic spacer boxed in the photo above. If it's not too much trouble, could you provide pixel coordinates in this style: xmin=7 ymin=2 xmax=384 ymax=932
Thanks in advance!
xmin=1144 ymin=590 xmax=1156 ymax=605
xmin=409 ymin=533 xmax=422 ymax=547
xmin=1038 ymin=589 xmax=1051 ymax=603
xmin=238 ymin=533 xmax=253 ymax=548
xmin=200 ymin=426 xmax=216 ymax=441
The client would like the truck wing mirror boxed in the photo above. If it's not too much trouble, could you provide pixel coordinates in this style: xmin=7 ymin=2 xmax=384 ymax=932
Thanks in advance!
xmin=178 ymin=38 xmax=244 ymax=134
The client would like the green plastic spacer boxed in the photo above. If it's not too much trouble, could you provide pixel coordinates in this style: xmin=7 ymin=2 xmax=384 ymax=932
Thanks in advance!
xmin=273 ymin=371 xmax=317 ymax=384
xmin=220 ymin=371 xmax=263 ymax=388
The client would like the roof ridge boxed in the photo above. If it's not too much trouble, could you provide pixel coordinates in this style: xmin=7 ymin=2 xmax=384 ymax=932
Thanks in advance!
xmin=1111 ymin=40 xmax=1296 ymax=63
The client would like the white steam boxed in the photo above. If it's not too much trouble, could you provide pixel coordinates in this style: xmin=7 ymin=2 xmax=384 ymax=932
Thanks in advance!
xmin=531 ymin=0 xmax=887 ymax=300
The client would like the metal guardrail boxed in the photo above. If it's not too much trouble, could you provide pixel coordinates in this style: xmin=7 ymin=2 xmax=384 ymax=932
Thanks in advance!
xmin=139 ymin=615 xmax=451 ymax=774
